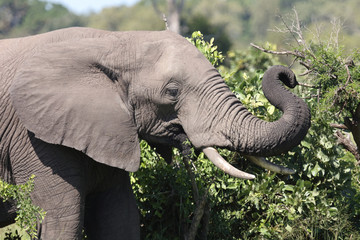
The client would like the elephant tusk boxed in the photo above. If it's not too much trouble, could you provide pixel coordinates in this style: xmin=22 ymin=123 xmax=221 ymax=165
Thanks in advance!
xmin=244 ymin=155 xmax=295 ymax=175
xmin=203 ymin=147 xmax=255 ymax=180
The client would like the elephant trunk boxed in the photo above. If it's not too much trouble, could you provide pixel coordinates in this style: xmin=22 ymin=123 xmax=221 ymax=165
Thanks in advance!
xmin=187 ymin=66 xmax=310 ymax=179
xmin=228 ymin=65 xmax=311 ymax=156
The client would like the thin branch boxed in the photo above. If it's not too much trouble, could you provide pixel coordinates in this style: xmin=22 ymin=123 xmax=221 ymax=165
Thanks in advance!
xmin=344 ymin=64 xmax=353 ymax=85
xmin=182 ymin=157 xmax=199 ymax=202
xmin=163 ymin=14 xmax=169 ymax=30
xmin=335 ymin=130 xmax=360 ymax=163
xmin=298 ymin=82 xmax=318 ymax=88
xmin=299 ymin=60 xmax=312 ymax=70
xmin=182 ymin=155 xmax=209 ymax=240
xmin=302 ymin=94 xmax=322 ymax=99
xmin=288 ymin=56 xmax=298 ymax=68
xmin=330 ymin=18 xmax=342 ymax=49
xmin=293 ymin=7 xmax=304 ymax=43
xmin=275 ymin=11 xmax=301 ymax=47
xmin=330 ymin=123 xmax=348 ymax=130
xmin=299 ymin=69 xmax=313 ymax=76
xmin=186 ymin=191 xmax=208 ymax=240
xmin=250 ymin=43 xmax=304 ymax=58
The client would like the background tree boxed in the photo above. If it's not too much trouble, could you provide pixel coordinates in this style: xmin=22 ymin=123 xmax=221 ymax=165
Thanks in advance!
xmin=0 ymin=0 xmax=29 ymax=35
xmin=87 ymin=3 xmax=164 ymax=31
xmin=0 ymin=0 xmax=83 ymax=38
xmin=150 ymin=0 xmax=184 ymax=34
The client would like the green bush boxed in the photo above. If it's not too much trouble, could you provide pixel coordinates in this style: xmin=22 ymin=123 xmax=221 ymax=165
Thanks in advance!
xmin=0 ymin=176 xmax=46 ymax=239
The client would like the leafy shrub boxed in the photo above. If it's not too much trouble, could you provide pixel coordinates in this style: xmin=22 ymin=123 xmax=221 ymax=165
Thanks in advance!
xmin=0 ymin=175 xmax=46 ymax=239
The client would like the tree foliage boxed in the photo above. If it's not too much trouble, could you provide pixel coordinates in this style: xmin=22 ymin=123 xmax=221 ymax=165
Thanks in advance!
xmin=4 ymin=0 xmax=360 ymax=54
xmin=0 ymin=0 xmax=83 ymax=38
xmin=86 ymin=3 xmax=164 ymax=32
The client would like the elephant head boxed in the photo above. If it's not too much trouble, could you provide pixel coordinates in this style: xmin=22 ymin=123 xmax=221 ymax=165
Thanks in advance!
xmin=10 ymin=28 xmax=310 ymax=179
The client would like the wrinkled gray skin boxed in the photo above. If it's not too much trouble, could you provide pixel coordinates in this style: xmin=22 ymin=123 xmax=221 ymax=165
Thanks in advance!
xmin=0 ymin=27 xmax=310 ymax=239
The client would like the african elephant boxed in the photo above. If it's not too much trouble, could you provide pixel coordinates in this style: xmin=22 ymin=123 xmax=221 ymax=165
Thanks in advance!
xmin=0 ymin=27 xmax=310 ymax=239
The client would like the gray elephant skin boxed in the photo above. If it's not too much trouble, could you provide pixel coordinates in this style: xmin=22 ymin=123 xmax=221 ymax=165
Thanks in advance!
xmin=0 ymin=27 xmax=310 ymax=239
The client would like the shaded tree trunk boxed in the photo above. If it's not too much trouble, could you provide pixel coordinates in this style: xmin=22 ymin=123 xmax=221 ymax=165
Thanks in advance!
xmin=166 ymin=0 xmax=182 ymax=34
xmin=0 ymin=1 xmax=29 ymax=35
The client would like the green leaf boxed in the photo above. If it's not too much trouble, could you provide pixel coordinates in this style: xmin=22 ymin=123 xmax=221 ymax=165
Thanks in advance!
xmin=301 ymin=141 xmax=312 ymax=149
xmin=283 ymin=185 xmax=295 ymax=192
xmin=285 ymin=225 xmax=293 ymax=232
xmin=267 ymin=105 xmax=275 ymax=115
xmin=311 ymin=162 xmax=323 ymax=177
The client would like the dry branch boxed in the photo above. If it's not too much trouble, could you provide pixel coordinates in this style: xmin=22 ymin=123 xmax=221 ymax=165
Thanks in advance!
xmin=163 ymin=14 xmax=169 ymax=30
xmin=182 ymin=153 xmax=209 ymax=240
xmin=330 ymin=123 xmax=348 ymax=130
xmin=298 ymin=82 xmax=318 ymax=88
xmin=250 ymin=43 xmax=304 ymax=58
xmin=182 ymin=157 xmax=199 ymax=202
xmin=335 ymin=130 xmax=360 ymax=164
xmin=185 ymin=191 xmax=208 ymax=240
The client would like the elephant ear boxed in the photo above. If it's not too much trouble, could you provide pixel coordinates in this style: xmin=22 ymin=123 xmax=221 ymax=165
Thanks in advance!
xmin=10 ymin=38 xmax=140 ymax=172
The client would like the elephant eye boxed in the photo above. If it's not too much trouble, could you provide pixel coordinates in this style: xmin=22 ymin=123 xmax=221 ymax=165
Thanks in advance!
xmin=165 ymin=88 xmax=179 ymax=98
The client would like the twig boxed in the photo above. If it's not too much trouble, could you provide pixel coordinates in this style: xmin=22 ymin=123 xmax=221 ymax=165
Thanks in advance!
xmin=299 ymin=60 xmax=312 ymax=70
xmin=298 ymin=82 xmax=318 ymax=88
xmin=293 ymin=8 xmax=304 ymax=44
xmin=302 ymin=94 xmax=322 ymax=99
xmin=330 ymin=18 xmax=342 ymax=49
xmin=335 ymin=130 xmax=360 ymax=163
xmin=344 ymin=64 xmax=352 ymax=85
xmin=186 ymin=191 xmax=208 ymax=240
xmin=274 ymin=10 xmax=302 ymax=47
xmin=330 ymin=123 xmax=348 ymax=130
xmin=250 ymin=43 xmax=304 ymax=58
xmin=182 ymin=156 xmax=209 ymax=240
xmin=163 ymin=14 xmax=169 ymax=30
xmin=288 ymin=56 xmax=298 ymax=68
xmin=182 ymin=157 xmax=199 ymax=202
xmin=299 ymin=69 xmax=313 ymax=76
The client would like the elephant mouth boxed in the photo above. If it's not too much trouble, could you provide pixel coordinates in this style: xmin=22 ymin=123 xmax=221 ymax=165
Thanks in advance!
xmin=157 ymin=123 xmax=188 ymax=147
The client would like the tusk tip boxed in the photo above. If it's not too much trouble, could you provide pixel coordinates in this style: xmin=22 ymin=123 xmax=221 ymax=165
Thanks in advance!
xmin=245 ymin=155 xmax=296 ymax=175
xmin=284 ymin=168 xmax=296 ymax=175
xmin=246 ymin=174 xmax=256 ymax=180
xmin=203 ymin=147 xmax=256 ymax=180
